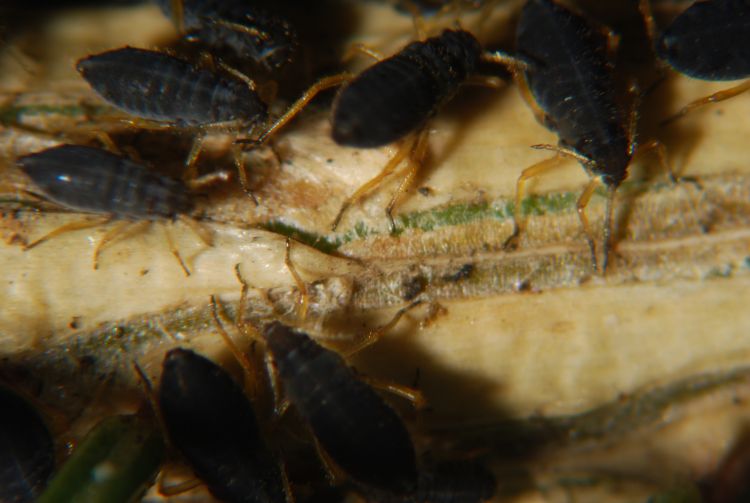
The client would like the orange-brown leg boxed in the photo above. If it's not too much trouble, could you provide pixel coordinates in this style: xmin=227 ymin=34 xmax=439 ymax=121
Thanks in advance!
xmin=358 ymin=375 xmax=427 ymax=409
xmin=178 ymin=214 xmax=214 ymax=247
xmin=161 ymin=223 xmax=191 ymax=276
xmin=23 ymin=215 xmax=112 ymax=251
xmin=344 ymin=300 xmax=422 ymax=357
xmin=93 ymin=220 xmax=149 ymax=271
xmin=284 ymin=238 xmax=309 ymax=323
xmin=503 ymin=154 xmax=565 ymax=250
xmin=663 ymin=80 xmax=750 ymax=125
xmin=331 ymin=134 xmax=415 ymax=231
xmin=342 ymin=43 xmax=385 ymax=63
xmin=169 ymin=0 xmax=185 ymax=33
xmin=576 ymin=178 xmax=602 ymax=274
xmin=385 ymin=128 xmax=430 ymax=233
xmin=248 ymin=73 xmax=353 ymax=147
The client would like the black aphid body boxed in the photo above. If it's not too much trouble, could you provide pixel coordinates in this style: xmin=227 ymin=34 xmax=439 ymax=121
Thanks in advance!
xmin=416 ymin=460 xmax=496 ymax=503
xmin=159 ymin=348 xmax=286 ymax=503
xmin=18 ymin=145 xmax=192 ymax=219
xmin=77 ymin=47 xmax=267 ymax=127
xmin=657 ymin=0 xmax=750 ymax=81
xmin=153 ymin=0 xmax=297 ymax=70
xmin=0 ymin=386 xmax=54 ymax=503
xmin=263 ymin=322 xmax=418 ymax=496
xmin=332 ymin=29 xmax=482 ymax=148
xmin=517 ymin=0 xmax=630 ymax=187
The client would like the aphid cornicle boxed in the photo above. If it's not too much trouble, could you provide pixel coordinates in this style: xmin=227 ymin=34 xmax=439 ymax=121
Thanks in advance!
xmin=0 ymin=386 xmax=55 ymax=503
xmin=640 ymin=0 xmax=750 ymax=122
xmin=507 ymin=0 xmax=639 ymax=273
xmin=17 ymin=144 xmax=214 ymax=275
xmin=158 ymin=348 xmax=287 ymax=503
xmin=152 ymin=0 xmax=298 ymax=70
xmin=77 ymin=47 xmax=267 ymax=189
xmin=262 ymin=322 xmax=418 ymax=497
xmin=252 ymin=28 xmax=501 ymax=231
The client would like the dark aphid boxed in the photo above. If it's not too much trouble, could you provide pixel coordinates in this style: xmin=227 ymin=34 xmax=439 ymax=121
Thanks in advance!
xmin=331 ymin=29 xmax=482 ymax=148
xmin=37 ymin=415 xmax=163 ymax=503
xmin=152 ymin=0 xmax=297 ymax=70
xmin=158 ymin=348 xmax=286 ymax=503
xmin=509 ymin=0 xmax=637 ymax=272
xmin=77 ymin=47 xmax=266 ymax=128
xmin=657 ymin=0 xmax=750 ymax=80
xmin=77 ymin=46 xmax=266 ymax=193
xmin=262 ymin=322 xmax=418 ymax=496
xmin=642 ymin=0 xmax=750 ymax=122
xmin=253 ymin=29 xmax=494 ymax=230
xmin=18 ymin=144 xmax=192 ymax=219
xmin=0 ymin=386 xmax=54 ymax=503
xmin=17 ymin=144 xmax=215 ymax=274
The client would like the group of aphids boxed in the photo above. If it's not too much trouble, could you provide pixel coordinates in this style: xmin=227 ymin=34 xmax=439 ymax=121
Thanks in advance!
xmin=13 ymin=0 xmax=749 ymax=276
xmin=4 ymin=0 xmax=750 ymax=501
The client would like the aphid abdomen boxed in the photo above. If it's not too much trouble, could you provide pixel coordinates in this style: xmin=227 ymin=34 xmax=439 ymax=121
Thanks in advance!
xmin=263 ymin=323 xmax=418 ymax=495
xmin=159 ymin=348 xmax=286 ymax=503
xmin=332 ymin=29 xmax=481 ymax=148
xmin=517 ymin=0 xmax=630 ymax=186
xmin=657 ymin=0 xmax=750 ymax=81
xmin=18 ymin=145 xmax=192 ymax=219
xmin=0 ymin=387 xmax=54 ymax=503
xmin=77 ymin=47 xmax=266 ymax=126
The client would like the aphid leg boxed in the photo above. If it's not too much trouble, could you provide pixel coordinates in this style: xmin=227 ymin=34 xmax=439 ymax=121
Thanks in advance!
xmin=662 ymin=80 xmax=750 ymax=125
xmin=482 ymin=53 xmax=544 ymax=125
xmin=311 ymin=435 xmax=346 ymax=485
xmin=169 ymin=0 xmax=185 ymax=33
xmin=576 ymin=178 xmax=603 ymax=274
xmin=345 ymin=300 xmax=423 ymax=357
xmin=23 ymin=215 xmax=112 ymax=251
xmin=284 ymin=238 xmax=309 ymax=322
xmin=162 ymin=224 xmax=191 ymax=276
xmin=157 ymin=471 xmax=203 ymax=497
xmin=230 ymin=142 xmax=259 ymax=205
xmin=601 ymin=186 xmax=616 ymax=275
xmin=358 ymin=375 xmax=427 ymax=409
xmin=502 ymin=154 xmax=564 ymax=250
xmin=395 ymin=0 xmax=428 ymax=40
xmin=177 ymin=214 xmax=214 ymax=247
xmin=183 ymin=134 xmax=206 ymax=182
xmin=279 ymin=461 xmax=296 ymax=503
xmin=464 ymin=75 xmax=505 ymax=89
xmin=210 ymin=294 xmax=260 ymax=386
xmin=343 ymin=43 xmax=385 ymax=63
xmin=93 ymin=220 xmax=148 ymax=271
xmin=385 ymin=128 xmax=430 ymax=233
xmin=247 ymin=72 xmax=354 ymax=146
xmin=331 ymin=134 xmax=415 ymax=231
xmin=637 ymin=0 xmax=659 ymax=52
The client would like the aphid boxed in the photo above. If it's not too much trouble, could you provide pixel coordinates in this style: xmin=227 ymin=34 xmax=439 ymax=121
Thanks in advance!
xmin=0 ymin=386 xmax=55 ymax=503
xmin=77 ymin=47 xmax=267 ymax=187
xmin=17 ymin=144 xmax=218 ymax=275
xmin=157 ymin=348 xmax=287 ymax=503
xmin=250 ymin=28 xmax=509 ymax=231
xmin=152 ymin=0 xmax=297 ymax=70
xmin=640 ymin=0 xmax=750 ymax=123
xmin=261 ymin=322 xmax=418 ymax=496
xmin=505 ymin=0 xmax=650 ymax=273
xmin=37 ymin=415 xmax=163 ymax=503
